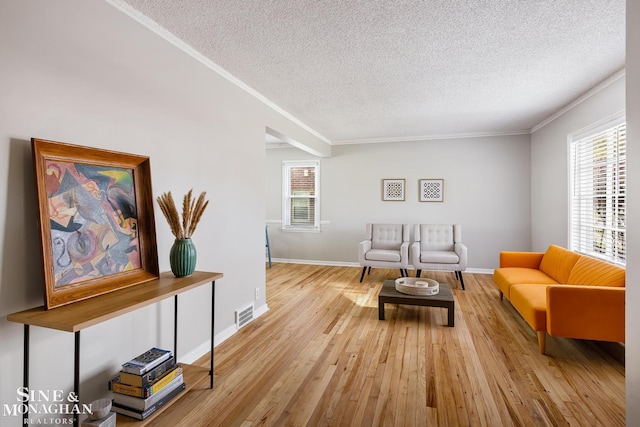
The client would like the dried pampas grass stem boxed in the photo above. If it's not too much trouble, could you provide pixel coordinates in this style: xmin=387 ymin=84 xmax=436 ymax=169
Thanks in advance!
xmin=157 ymin=189 xmax=208 ymax=239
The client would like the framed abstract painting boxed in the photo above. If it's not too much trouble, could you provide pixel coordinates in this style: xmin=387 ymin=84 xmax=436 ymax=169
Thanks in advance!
xmin=31 ymin=138 xmax=159 ymax=309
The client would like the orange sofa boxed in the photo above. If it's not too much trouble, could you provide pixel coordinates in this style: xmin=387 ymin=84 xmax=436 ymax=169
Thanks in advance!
xmin=494 ymin=245 xmax=625 ymax=354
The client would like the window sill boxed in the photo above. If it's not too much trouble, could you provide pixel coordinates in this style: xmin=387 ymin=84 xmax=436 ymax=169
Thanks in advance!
xmin=281 ymin=227 xmax=321 ymax=233
xmin=268 ymin=220 xmax=330 ymax=233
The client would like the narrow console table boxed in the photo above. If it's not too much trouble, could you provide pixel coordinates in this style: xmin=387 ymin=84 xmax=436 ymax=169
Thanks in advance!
xmin=7 ymin=270 xmax=223 ymax=427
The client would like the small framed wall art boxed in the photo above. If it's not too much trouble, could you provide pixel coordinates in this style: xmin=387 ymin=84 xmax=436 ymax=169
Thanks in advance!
xmin=382 ymin=179 xmax=405 ymax=201
xmin=419 ymin=179 xmax=444 ymax=202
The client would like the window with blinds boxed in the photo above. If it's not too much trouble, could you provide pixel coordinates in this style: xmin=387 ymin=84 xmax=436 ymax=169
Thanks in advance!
xmin=569 ymin=121 xmax=626 ymax=266
xmin=282 ymin=160 xmax=320 ymax=231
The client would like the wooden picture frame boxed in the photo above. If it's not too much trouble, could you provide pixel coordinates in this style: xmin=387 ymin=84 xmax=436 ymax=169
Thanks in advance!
xmin=419 ymin=179 xmax=444 ymax=202
xmin=382 ymin=179 xmax=405 ymax=201
xmin=32 ymin=138 xmax=159 ymax=309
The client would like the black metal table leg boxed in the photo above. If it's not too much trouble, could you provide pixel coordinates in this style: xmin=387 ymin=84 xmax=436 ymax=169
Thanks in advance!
xmin=174 ymin=295 xmax=178 ymax=360
xmin=210 ymin=280 xmax=215 ymax=389
xmin=74 ymin=331 xmax=80 ymax=427
xmin=23 ymin=325 xmax=29 ymax=425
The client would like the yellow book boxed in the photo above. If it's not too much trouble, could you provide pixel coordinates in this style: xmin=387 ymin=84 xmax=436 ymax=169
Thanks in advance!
xmin=110 ymin=366 xmax=182 ymax=398
xmin=118 ymin=357 xmax=175 ymax=387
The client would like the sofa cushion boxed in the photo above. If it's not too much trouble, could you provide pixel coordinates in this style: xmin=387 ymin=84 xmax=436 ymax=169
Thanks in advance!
xmin=567 ymin=256 xmax=625 ymax=287
xmin=365 ymin=249 xmax=401 ymax=262
xmin=538 ymin=245 xmax=581 ymax=283
xmin=419 ymin=250 xmax=459 ymax=264
xmin=371 ymin=224 xmax=405 ymax=250
xmin=418 ymin=225 xmax=456 ymax=251
xmin=494 ymin=268 xmax=558 ymax=300
xmin=510 ymin=284 xmax=550 ymax=332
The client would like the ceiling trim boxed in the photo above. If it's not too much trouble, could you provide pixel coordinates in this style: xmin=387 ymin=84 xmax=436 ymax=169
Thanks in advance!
xmin=530 ymin=68 xmax=626 ymax=133
xmin=105 ymin=0 xmax=332 ymax=145
xmin=332 ymin=129 xmax=531 ymax=145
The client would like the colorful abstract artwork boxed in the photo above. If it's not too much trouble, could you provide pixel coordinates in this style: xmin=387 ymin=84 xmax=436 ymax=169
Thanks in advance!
xmin=45 ymin=161 xmax=142 ymax=287
xmin=33 ymin=138 xmax=159 ymax=309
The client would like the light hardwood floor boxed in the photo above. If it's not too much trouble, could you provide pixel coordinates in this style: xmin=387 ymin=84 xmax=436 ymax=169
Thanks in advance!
xmin=155 ymin=264 xmax=625 ymax=426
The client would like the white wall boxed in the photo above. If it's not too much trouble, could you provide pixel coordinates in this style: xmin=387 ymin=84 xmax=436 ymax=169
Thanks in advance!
xmin=266 ymin=135 xmax=532 ymax=270
xmin=530 ymin=75 xmax=626 ymax=250
xmin=0 ymin=0 xmax=328 ymax=423
xmin=626 ymin=0 xmax=640 ymax=423
xmin=529 ymin=33 xmax=635 ymax=423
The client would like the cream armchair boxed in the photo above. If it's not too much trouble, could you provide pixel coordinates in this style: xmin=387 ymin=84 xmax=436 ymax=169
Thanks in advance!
xmin=358 ymin=223 xmax=410 ymax=282
xmin=411 ymin=224 xmax=467 ymax=289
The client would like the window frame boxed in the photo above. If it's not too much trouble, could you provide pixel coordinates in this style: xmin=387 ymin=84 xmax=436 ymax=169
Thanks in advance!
xmin=568 ymin=113 xmax=626 ymax=266
xmin=282 ymin=160 xmax=320 ymax=232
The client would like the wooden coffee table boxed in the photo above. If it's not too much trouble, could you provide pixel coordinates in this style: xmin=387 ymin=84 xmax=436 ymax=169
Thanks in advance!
xmin=378 ymin=279 xmax=455 ymax=326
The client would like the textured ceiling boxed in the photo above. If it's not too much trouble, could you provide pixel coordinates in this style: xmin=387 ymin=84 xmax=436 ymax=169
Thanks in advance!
xmin=117 ymin=0 xmax=625 ymax=144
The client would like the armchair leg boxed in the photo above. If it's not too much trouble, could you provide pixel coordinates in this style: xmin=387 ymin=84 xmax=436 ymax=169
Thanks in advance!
xmin=399 ymin=269 xmax=405 ymax=277
xmin=360 ymin=267 xmax=367 ymax=283
xmin=457 ymin=271 xmax=465 ymax=290
xmin=415 ymin=270 xmax=421 ymax=278
xmin=537 ymin=331 xmax=546 ymax=354
xmin=405 ymin=269 xmax=408 ymax=277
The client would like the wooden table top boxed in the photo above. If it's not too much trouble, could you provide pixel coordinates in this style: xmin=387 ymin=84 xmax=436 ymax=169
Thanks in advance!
xmin=379 ymin=279 xmax=453 ymax=302
xmin=7 ymin=271 xmax=223 ymax=332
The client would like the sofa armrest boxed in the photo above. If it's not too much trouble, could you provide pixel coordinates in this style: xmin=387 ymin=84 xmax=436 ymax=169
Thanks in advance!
xmin=358 ymin=240 xmax=372 ymax=264
xmin=546 ymin=285 xmax=625 ymax=342
xmin=454 ymin=242 xmax=468 ymax=270
xmin=410 ymin=241 xmax=421 ymax=264
xmin=400 ymin=241 xmax=409 ymax=267
xmin=499 ymin=251 xmax=545 ymax=268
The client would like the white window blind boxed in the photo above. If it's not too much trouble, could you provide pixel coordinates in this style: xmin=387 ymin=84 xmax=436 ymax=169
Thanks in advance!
xmin=282 ymin=160 xmax=320 ymax=231
xmin=570 ymin=122 xmax=626 ymax=266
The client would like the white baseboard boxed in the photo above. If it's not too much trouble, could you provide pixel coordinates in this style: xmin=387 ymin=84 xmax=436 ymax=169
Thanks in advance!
xmin=464 ymin=268 xmax=494 ymax=274
xmin=177 ymin=302 xmax=270 ymax=365
xmin=271 ymin=258 xmax=360 ymax=267
xmin=178 ymin=340 xmax=217 ymax=365
xmin=254 ymin=302 xmax=270 ymax=318
xmin=269 ymin=258 xmax=494 ymax=275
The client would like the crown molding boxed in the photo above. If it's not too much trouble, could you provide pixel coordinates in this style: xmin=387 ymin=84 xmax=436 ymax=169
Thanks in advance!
xmin=530 ymin=68 xmax=626 ymax=133
xmin=105 ymin=0 xmax=331 ymax=145
xmin=332 ymin=129 xmax=531 ymax=145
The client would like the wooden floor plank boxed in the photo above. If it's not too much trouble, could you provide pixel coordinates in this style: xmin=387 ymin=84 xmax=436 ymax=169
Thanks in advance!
xmin=149 ymin=264 xmax=624 ymax=426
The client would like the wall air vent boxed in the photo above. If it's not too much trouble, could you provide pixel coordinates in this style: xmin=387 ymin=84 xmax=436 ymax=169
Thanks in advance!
xmin=236 ymin=303 xmax=254 ymax=329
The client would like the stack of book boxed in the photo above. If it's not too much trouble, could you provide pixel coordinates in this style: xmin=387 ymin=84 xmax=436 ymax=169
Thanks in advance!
xmin=109 ymin=348 xmax=185 ymax=420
